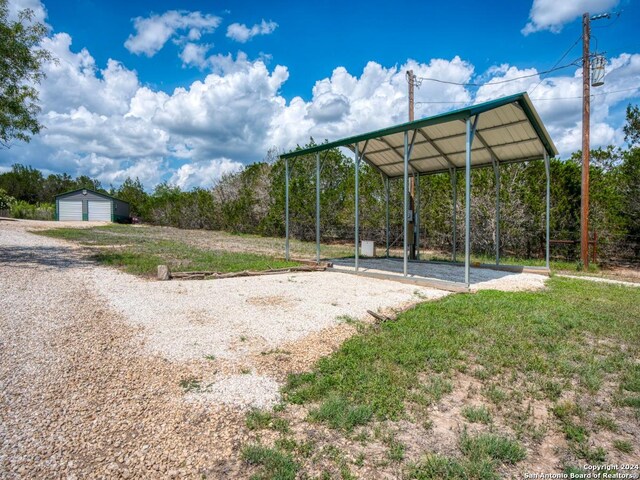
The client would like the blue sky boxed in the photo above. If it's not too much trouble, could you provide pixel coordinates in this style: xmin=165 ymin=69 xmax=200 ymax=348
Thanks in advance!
xmin=2 ymin=0 xmax=639 ymax=189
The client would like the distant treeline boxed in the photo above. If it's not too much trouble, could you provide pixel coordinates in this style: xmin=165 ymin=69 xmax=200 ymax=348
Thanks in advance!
xmin=1 ymin=107 xmax=639 ymax=263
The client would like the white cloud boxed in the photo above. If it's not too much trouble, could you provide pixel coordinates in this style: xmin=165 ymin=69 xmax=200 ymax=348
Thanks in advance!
xmin=475 ymin=53 xmax=640 ymax=154
xmin=179 ymin=42 xmax=211 ymax=68
xmin=226 ymin=19 xmax=278 ymax=43
xmin=124 ymin=10 xmax=221 ymax=57
xmin=7 ymin=0 xmax=47 ymax=24
xmin=522 ymin=0 xmax=619 ymax=35
xmin=1 ymin=12 xmax=638 ymax=190
xmin=0 ymin=37 xmax=288 ymax=189
xmin=170 ymin=159 xmax=242 ymax=189
xmin=269 ymin=57 xmax=474 ymax=151
xmin=39 ymin=33 xmax=140 ymax=116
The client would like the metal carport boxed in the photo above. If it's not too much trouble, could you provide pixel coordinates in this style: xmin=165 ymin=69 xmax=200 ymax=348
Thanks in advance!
xmin=280 ymin=92 xmax=558 ymax=291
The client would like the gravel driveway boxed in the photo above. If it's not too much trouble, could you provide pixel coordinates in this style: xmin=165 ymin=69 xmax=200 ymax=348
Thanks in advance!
xmin=0 ymin=220 xmax=466 ymax=478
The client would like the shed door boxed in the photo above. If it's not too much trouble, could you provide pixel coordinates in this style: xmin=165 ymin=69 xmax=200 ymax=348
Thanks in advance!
xmin=58 ymin=201 xmax=83 ymax=221
xmin=88 ymin=201 xmax=111 ymax=221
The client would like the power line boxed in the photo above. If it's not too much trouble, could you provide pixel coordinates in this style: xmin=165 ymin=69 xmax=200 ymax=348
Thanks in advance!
xmin=415 ymin=61 xmax=579 ymax=88
xmin=414 ymin=85 xmax=640 ymax=105
xmin=529 ymin=34 xmax=583 ymax=95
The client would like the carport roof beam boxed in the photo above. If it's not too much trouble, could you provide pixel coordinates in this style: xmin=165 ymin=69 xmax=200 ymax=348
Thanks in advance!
xmin=280 ymin=93 xmax=557 ymax=179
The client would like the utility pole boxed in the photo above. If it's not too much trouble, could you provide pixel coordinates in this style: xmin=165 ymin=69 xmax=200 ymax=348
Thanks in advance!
xmin=581 ymin=12 xmax=590 ymax=270
xmin=407 ymin=70 xmax=416 ymax=259
xmin=408 ymin=70 xmax=415 ymax=122
xmin=581 ymin=11 xmax=612 ymax=269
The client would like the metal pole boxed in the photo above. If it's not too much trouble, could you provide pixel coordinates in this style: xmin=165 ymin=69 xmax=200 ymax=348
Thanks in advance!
xmin=581 ymin=12 xmax=590 ymax=269
xmin=285 ymin=157 xmax=290 ymax=261
xmin=416 ymin=173 xmax=421 ymax=260
xmin=407 ymin=71 xmax=416 ymax=260
xmin=545 ymin=151 xmax=551 ymax=270
xmin=385 ymin=176 xmax=390 ymax=258
xmin=493 ymin=159 xmax=500 ymax=265
xmin=403 ymin=131 xmax=409 ymax=276
xmin=316 ymin=152 xmax=321 ymax=264
xmin=451 ymin=168 xmax=457 ymax=262
xmin=464 ymin=119 xmax=472 ymax=286
xmin=354 ymin=144 xmax=360 ymax=272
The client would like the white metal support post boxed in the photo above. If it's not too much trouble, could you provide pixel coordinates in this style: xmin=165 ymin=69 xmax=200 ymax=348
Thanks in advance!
xmin=285 ymin=157 xmax=290 ymax=261
xmin=415 ymin=173 xmax=421 ymax=260
xmin=385 ymin=176 xmax=390 ymax=258
xmin=316 ymin=152 xmax=321 ymax=264
xmin=544 ymin=151 xmax=551 ymax=270
xmin=493 ymin=158 xmax=501 ymax=265
xmin=464 ymin=116 xmax=478 ymax=287
xmin=451 ymin=168 xmax=457 ymax=262
xmin=354 ymin=143 xmax=360 ymax=271
xmin=403 ymin=131 xmax=409 ymax=276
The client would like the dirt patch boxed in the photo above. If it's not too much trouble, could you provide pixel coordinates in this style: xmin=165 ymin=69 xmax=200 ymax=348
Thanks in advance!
xmin=251 ymin=323 xmax=359 ymax=381
xmin=246 ymin=294 xmax=296 ymax=308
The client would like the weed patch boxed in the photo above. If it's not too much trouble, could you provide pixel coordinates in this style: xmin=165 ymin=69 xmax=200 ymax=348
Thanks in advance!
xmin=613 ymin=439 xmax=633 ymax=454
xmin=462 ymin=405 xmax=492 ymax=424
xmin=308 ymin=395 xmax=373 ymax=431
xmin=407 ymin=454 xmax=498 ymax=480
xmin=178 ymin=376 xmax=201 ymax=392
xmin=241 ymin=444 xmax=299 ymax=480
xmin=459 ymin=432 xmax=526 ymax=464
xmin=38 ymin=226 xmax=300 ymax=276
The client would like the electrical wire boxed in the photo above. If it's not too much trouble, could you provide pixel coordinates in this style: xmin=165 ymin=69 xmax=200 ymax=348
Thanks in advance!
xmin=414 ymin=86 xmax=640 ymax=105
xmin=415 ymin=61 xmax=579 ymax=88
xmin=529 ymin=34 xmax=583 ymax=95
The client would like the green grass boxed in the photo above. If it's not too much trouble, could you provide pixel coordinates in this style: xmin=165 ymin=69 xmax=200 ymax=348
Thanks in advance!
xmin=621 ymin=364 xmax=640 ymax=392
xmin=37 ymin=225 xmax=300 ymax=276
xmin=619 ymin=396 xmax=640 ymax=408
xmin=594 ymin=415 xmax=618 ymax=432
xmin=246 ymin=410 xmax=290 ymax=433
xmin=284 ymin=278 xmax=640 ymax=426
xmin=407 ymin=454 xmax=498 ymax=480
xmin=459 ymin=432 xmax=526 ymax=464
xmin=308 ymin=395 xmax=373 ymax=431
xmin=613 ymin=439 xmax=633 ymax=454
xmin=462 ymin=405 xmax=492 ymax=424
xmin=241 ymin=444 xmax=299 ymax=480
xmin=423 ymin=252 xmax=591 ymax=273
xmin=178 ymin=376 xmax=201 ymax=392
xmin=406 ymin=433 xmax=525 ymax=479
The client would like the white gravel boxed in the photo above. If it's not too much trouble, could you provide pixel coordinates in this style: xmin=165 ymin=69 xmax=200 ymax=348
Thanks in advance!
xmin=186 ymin=374 xmax=281 ymax=410
xmin=331 ymin=257 xmax=548 ymax=292
xmin=90 ymin=266 xmax=450 ymax=362
xmin=0 ymin=220 xmax=251 ymax=478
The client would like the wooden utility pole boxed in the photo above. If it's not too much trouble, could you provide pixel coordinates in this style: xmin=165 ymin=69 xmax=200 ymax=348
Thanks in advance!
xmin=581 ymin=13 xmax=590 ymax=269
xmin=407 ymin=70 xmax=416 ymax=259
xmin=408 ymin=70 xmax=415 ymax=122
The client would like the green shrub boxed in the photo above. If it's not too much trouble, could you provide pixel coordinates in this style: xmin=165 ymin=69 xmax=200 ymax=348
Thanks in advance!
xmin=9 ymin=200 xmax=54 ymax=220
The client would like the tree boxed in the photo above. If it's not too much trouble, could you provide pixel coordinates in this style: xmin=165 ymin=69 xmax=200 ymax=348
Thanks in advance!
xmin=74 ymin=175 xmax=103 ymax=192
xmin=0 ymin=163 xmax=44 ymax=202
xmin=115 ymin=177 xmax=148 ymax=217
xmin=624 ymin=104 xmax=640 ymax=147
xmin=0 ymin=188 xmax=15 ymax=210
xmin=0 ymin=0 xmax=52 ymax=147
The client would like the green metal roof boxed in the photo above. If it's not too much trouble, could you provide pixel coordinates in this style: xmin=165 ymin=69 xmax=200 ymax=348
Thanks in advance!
xmin=55 ymin=188 xmax=128 ymax=204
xmin=280 ymin=92 xmax=558 ymax=178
